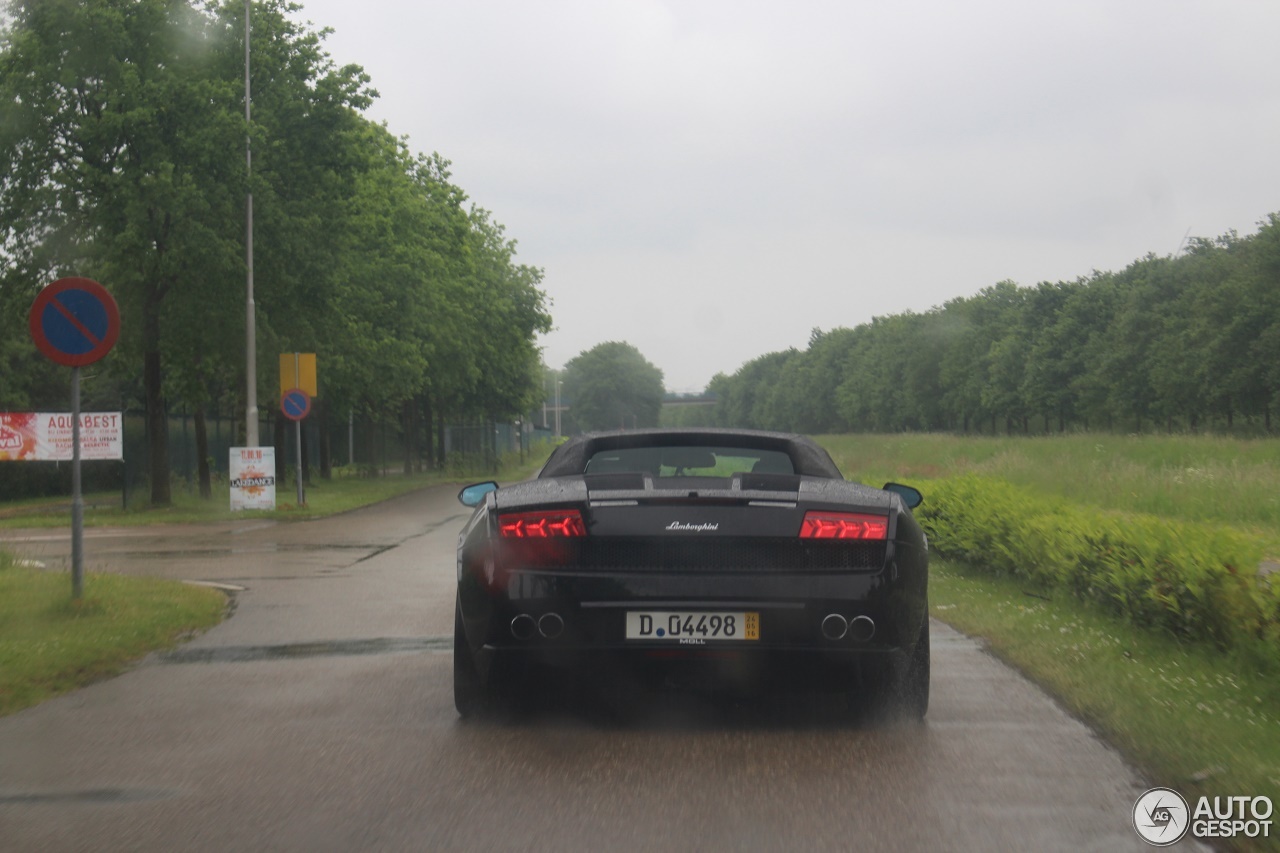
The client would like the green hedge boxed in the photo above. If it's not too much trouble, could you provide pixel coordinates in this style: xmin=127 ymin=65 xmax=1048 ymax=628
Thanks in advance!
xmin=917 ymin=475 xmax=1280 ymax=661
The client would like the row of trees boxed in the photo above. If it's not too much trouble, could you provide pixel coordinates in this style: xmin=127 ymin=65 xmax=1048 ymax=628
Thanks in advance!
xmin=707 ymin=215 xmax=1280 ymax=435
xmin=0 ymin=0 xmax=551 ymax=503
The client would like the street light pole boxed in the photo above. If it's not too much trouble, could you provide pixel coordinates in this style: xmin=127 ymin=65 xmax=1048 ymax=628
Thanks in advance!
xmin=555 ymin=380 xmax=562 ymax=437
xmin=244 ymin=0 xmax=259 ymax=447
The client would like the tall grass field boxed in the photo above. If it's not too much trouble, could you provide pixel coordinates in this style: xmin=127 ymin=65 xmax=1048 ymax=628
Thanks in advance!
xmin=820 ymin=432 xmax=1280 ymax=554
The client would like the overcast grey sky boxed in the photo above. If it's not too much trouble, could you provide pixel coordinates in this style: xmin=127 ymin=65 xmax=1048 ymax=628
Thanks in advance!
xmin=291 ymin=0 xmax=1280 ymax=392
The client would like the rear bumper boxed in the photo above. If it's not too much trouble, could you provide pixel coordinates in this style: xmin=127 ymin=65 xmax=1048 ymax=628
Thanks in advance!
xmin=458 ymin=563 xmax=927 ymax=652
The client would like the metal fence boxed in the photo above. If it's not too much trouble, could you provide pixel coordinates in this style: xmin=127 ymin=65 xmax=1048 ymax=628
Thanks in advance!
xmin=1 ymin=408 xmax=544 ymax=504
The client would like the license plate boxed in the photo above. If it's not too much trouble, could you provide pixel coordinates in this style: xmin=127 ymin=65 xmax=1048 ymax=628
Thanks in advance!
xmin=625 ymin=611 xmax=759 ymax=641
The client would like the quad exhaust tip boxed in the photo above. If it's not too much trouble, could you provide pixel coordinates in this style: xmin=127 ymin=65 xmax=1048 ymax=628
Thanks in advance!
xmin=821 ymin=613 xmax=848 ymax=641
xmin=848 ymin=615 xmax=876 ymax=642
xmin=511 ymin=612 xmax=566 ymax=640
xmin=510 ymin=614 xmax=537 ymax=641
xmin=821 ymin=613 xmax=875 ymax=642
xmin=538 ymin=612 xmax=565 ymax=639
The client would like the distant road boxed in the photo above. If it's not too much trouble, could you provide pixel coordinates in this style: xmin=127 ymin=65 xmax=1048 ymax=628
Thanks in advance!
xmin=0 ymin=488 xmax=1202 ymax=851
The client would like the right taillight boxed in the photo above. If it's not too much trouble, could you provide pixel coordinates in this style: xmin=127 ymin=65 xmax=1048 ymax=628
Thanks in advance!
xmin=799 ymin=511 xmax=888 ymax=540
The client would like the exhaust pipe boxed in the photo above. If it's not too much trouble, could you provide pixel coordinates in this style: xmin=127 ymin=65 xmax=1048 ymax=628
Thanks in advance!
xmin=538 ymin=612 xmax=565 ymax=639
xmin=820 ymin=613 xmax=849 ymax=641
xmin=510 ymin=614 xmax=537 ymax=641
xmin=848 ymin=615 xmax=875 ymax=642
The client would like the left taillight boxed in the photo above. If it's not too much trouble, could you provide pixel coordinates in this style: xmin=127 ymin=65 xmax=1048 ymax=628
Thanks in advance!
xmin=498 ymin=509 xmax=587 ymax=538
xmin=798 ymin=511 xmax=888 ymax=540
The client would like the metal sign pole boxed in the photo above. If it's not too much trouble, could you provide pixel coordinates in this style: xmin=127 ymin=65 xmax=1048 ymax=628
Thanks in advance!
xmin=71 ymin=366 xmax=84 ymax=600
xmin=293 ymin=353 xmax=303 ymax=506
xmin=295 ymin=418 xmax=304 ymax=506
xmin=244 ymin=0 xmax=259 ymax=448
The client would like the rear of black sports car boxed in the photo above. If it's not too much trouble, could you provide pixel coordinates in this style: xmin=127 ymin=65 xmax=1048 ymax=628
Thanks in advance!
xmin=454 ymin=430 xmax=929 ymax=719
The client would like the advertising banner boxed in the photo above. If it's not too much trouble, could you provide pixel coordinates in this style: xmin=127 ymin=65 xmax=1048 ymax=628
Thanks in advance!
xmin=230 ymin=447 xmax=276 ymax=511
xmin=0 ymin=412 xmax=124 ymax=461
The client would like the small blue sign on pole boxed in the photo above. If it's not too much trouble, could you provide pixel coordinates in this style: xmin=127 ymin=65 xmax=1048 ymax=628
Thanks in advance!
xmin=281 ymin=388 xmax=311 ymax=421
xmin=280 ymin=388 xmax=310 ymax=508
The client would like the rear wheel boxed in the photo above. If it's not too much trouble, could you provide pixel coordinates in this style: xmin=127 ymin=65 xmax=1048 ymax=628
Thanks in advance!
xmin=899 ymin=619 xmax=930 ymax=720
xmin=453 ymin=600 xmax=489 ymax=718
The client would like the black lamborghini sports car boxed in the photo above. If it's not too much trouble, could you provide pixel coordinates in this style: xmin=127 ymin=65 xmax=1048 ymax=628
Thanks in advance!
xmin=453 ymin=429 xmax=929 ymax=718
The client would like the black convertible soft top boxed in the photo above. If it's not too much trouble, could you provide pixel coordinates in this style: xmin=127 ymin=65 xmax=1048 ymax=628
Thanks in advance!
xmin=538 ymin=429 xmax=845 ymax=479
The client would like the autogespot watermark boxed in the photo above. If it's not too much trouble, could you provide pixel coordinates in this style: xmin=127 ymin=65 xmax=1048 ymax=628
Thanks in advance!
xmin=1132 ymin=787 xmax=1274 ymax=846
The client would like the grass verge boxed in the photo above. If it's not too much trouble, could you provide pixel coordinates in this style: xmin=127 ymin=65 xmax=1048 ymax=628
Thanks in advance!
xmin=0 ymin=556 xmax=228 ymax=716
xmin=933 ymin=558 xmax=1280 ymax=850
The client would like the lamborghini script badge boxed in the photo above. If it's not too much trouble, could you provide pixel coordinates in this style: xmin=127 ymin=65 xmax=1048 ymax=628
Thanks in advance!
xmin=666 ymin=522 xmax=719 ymax=532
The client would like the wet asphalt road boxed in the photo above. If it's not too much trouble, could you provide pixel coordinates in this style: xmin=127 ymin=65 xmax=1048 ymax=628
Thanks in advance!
xmin=0 ymin=486 xmax=1204 ymax=851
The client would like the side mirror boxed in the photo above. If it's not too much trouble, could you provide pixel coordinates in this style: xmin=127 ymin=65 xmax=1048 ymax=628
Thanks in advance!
xmin=458 ymin=481 xmax=499 ymax=507
xmin=882 ymin=482 xmax=923 ymax=509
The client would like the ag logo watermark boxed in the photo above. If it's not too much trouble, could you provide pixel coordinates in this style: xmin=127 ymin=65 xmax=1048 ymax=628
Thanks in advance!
xmin=1133 ymin=787 xmax=1274 ymax=845
xmin=1133 ymin=788 xmax=1189 ymax=845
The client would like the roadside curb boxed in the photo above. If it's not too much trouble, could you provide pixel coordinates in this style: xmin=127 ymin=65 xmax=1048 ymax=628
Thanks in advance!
xmin=181 ymin=580 xmax=246 ymax=592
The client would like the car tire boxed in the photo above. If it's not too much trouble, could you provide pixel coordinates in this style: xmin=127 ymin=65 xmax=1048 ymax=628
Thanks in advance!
xmin=454 ymin=600 xmax=488 ymax=719
xmin=900 ymin=618 xmax=930 ymax=721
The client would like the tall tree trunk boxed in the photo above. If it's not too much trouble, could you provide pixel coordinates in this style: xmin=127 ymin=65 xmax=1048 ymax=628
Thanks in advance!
xmin=301 ymin=419 xmax=311 ymax=486
xmin=195 ymin=404 xmax=211 ymax=499
xmin=365 ymin=413 xmax=380 ymax=477
xmin=402 ymin=399 xmax=414 ymax=475
xmin=143 ymin=335 xmax=171 ymax=506
xmin=437 ymin=410 xmax=446 ymax=471
xmin=318 ymin=399 xmax=332 ymax=481
xmin=423 ymin=394 xmax=435 ymax=470
xmin=181 ymin=406 xmax=190 ymax=482
xmin=274 ymin=413 xmax=287 ymax=482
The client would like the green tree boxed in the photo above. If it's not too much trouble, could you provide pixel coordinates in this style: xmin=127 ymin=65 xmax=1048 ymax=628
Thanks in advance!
xmin=561 ymin=342 xmax=664 ymax=432
xmin=1 ymin=0 xmax=238 ymax=503
xmin=0 ymin=0 xmax=376 ymax=503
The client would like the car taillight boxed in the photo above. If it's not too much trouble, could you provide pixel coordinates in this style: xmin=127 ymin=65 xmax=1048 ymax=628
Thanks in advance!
xmin=498 ymin=509 xmax=586 ymax=538
xmin=798 ymin=511 xmax=888 ymax=540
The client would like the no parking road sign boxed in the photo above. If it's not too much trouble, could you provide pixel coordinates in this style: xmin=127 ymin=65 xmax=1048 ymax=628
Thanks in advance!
xmin=281 ymin=388 xmax=311 ymax=421
xmin=27 ymin=276 xmax=121 ymax=601
xmin=29 ymin=277 xmax=120 ymax=367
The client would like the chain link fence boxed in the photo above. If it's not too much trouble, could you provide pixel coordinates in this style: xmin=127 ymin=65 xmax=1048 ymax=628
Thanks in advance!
xmin=1 ymin=407 xmax=546 ymax=504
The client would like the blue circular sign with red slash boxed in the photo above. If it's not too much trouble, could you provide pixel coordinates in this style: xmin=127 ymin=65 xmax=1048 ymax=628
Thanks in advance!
xmin=281 ymin=388 xmax=312 ymax=421
xmin=29 ymin=277 xmax=121 ymax=367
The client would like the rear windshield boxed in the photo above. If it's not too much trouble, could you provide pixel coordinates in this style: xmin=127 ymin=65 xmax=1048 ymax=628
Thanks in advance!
xmin=584 ymin=446 xmax=795 ymax=478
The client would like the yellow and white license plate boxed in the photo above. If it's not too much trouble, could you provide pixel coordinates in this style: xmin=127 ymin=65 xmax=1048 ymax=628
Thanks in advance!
xmin=625 ymin=611 xmax=759 ymax=641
